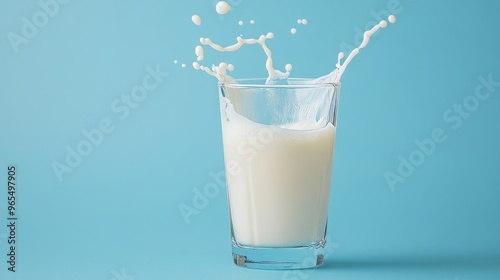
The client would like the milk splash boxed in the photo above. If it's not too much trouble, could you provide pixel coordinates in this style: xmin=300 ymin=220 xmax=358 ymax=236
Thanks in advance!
xmin=191 ymin=15 xmax=397 ymax=84
xmin=194 ymin=33 xmax=292 ymax=82
xmin=333 ymin=17 xmax=395 ymax=82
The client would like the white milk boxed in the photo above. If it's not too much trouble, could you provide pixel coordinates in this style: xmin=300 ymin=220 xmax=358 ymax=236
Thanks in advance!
xmin=216 ymin=1 xmax=231 ymax=15
xmin=191 ymin=15 xmax=201 ymax=26
xmin=220 ymin=97 xmax=336 ymax=247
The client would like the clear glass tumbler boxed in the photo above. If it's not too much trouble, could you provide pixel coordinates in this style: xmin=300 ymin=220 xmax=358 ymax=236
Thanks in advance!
xmin=218 ymin=78 xmax=340 ymax=269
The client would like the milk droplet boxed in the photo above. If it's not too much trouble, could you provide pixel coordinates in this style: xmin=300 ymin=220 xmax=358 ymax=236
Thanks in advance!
xmin=216 ymin=1 xmax=231 ymax=15
xmin=191 ymin=15 xmax=201 ymax=26
xmin=173 ymin=60 xmax=178 ymax=64
xmin=250 ymin=20 xmax=255 ymax=24
xmin=238 ymin=21 xmax=243 ymax=26
xmin=181 ymin=64 xmax=186 ymax=68
xmin=302 ymin=19 xmax=308 ymax=25
xmin=388 ymin=15 xmax=397 ymax=23
xmin=285 ymin=64 xmax=293 ymax=71
xmin=291 ymin=28 xmax=297 ymax=34
xmin=228 ymin=64 xmax=234 ymax=71
xmin=379 ymin=20 xmax=388 ymax=28
xmin=193 ymin=62 xmax=200 ymax=69
xmin=195 ymin=45 xmax=204 ymax=61
xmin=297 ymin=19 xmax=302 ymax=24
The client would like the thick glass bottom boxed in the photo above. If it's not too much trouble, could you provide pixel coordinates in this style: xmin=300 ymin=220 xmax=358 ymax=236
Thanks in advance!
xmin=231 ymin=241 xmax=326 ymax=270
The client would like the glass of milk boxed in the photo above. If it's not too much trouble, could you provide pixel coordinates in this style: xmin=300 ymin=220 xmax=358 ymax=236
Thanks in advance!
xmin=218 ymin=78 xmax=340 ymax=269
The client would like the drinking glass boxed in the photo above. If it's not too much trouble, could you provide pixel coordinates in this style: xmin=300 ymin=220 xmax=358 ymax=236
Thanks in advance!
xmin=218 ymin=78 xmax=340 ymax=269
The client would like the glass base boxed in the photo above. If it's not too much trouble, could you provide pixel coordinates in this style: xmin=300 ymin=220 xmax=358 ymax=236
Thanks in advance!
xmin=231 ymin=242 xmax=325 ymax=270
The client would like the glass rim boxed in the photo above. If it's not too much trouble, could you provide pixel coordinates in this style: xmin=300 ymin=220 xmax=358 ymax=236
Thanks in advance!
xmin=219 ymin=78 xmax=340 ymax=89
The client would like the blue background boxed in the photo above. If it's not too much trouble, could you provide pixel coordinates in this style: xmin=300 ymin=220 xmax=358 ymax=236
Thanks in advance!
xmin=1 ymin=0 xmax=500 ymax=279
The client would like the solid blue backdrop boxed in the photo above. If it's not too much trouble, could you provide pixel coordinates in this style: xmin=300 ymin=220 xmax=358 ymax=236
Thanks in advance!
xmin=1 ymin=0 xmax=499 ymax=279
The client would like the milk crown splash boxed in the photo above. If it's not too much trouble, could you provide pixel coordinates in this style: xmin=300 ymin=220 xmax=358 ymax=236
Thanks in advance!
xmin=192 ymin=15 xmax=397 ymax=84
